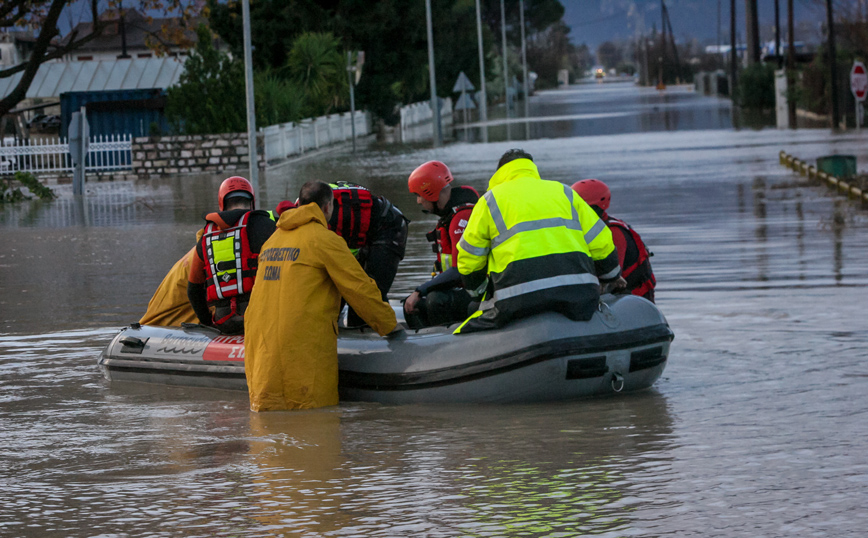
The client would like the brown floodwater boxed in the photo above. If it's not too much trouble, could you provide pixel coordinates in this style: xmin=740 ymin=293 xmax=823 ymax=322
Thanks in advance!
xmin=1 ymin=84 xmax=868 ymax=537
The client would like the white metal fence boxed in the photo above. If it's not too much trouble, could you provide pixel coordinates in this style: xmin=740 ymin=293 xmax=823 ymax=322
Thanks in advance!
xmin=0 ymin=134 xmax=133 ymax=176
xmin=261 ymin=110 xmax=370 ymax=163
xmin=398 ymin=97 xmax=453 ymax=143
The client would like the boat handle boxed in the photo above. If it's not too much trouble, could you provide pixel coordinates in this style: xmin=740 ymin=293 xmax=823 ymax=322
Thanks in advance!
xmin=611 ymin=372 xmax=624 ymax=393
xmin=120 ymin=336 xmax=145 ymax=348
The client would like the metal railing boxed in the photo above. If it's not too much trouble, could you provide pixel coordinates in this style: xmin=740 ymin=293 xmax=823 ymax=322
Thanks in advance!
xmin=0 ymin=134 xmax=133 ymax=175
xmin=398 ymin=97 xmax=453 ymax=143
xmin=261 ymin=110 xmax=370 ymax=163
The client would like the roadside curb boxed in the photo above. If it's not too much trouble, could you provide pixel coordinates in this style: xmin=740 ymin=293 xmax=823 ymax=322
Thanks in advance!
xmin=779 ymin=151 xmax=868 ymax=204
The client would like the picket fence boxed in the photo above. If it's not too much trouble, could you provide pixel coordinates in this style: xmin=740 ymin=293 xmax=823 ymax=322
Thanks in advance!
xmin=0 ymin=134 xmax=133 ymax=176
xmin=261 ymin=111 xmax=370 ymax=163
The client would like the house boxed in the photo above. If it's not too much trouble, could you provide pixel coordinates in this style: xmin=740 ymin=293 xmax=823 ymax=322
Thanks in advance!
xmin=0 ymin=29 xmax=38 ymax=68
xmin=60 ymin=9 xmax=200 ymax=62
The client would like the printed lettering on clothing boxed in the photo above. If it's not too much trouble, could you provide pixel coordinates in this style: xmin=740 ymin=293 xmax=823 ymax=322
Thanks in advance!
xmin=259 ymin=247 xmax=300 ymax=262
xmin=262 ymin=265 xmax=282 ymax=281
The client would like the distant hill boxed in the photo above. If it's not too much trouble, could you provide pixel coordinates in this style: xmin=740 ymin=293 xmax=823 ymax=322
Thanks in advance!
xmin=561 ymin=0 xmax=825 ymax=49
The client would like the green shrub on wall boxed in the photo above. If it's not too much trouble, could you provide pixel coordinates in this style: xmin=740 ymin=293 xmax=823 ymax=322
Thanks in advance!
xmin=738 ymin=63 xmax=776 ymax=111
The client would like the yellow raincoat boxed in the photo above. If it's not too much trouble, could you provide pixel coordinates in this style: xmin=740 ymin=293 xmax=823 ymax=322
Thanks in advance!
xmin=243 ymin=202 xmax=397 ymax=411
xmin=139 ymin=230 xmax=204 ymax=326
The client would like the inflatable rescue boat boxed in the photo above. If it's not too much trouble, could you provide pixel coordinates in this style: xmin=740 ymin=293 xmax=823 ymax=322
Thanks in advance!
xmin=98 ymin=294 xmax=673 ymax=404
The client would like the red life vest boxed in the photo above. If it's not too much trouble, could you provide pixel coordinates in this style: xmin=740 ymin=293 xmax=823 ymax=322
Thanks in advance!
xmin=201 ymin=212 xmax=259 ymax=303
xmin=427 ymin=186 xmax=479 ymax=273
xmin=329 ymin=182 xmax=374 ymax=250
xmin=606 ymin=216 xmax=656 ymax=301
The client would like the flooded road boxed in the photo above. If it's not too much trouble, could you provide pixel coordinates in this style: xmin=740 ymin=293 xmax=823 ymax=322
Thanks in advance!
xmin=2 ymin=83 xmax=868 ymax=536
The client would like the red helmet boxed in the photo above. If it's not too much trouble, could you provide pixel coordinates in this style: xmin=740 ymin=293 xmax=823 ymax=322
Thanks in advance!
xmin=408 ymin=161 xmax=453 ymax=202
xmin=218 ymin=176 xmax=255 ymax=210
xmin=571 ymin=179 xmax=610 ymax=211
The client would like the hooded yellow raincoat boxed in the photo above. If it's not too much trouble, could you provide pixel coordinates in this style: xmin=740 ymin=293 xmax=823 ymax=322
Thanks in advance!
xmin=243 ymin=202 xmax=397 ymax=411
xmin=139 ymin=230 xmax=205 ymax=326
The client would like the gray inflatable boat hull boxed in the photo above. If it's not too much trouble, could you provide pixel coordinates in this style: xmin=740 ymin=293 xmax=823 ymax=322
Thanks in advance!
xmin=99 ymin=294 xmax=673 ymax=404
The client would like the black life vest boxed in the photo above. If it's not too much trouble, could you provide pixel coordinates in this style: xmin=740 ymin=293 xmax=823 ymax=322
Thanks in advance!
xmin=328 ymin=182 xmax=374 ymax=250
xmin=606 ymin=216 xmax=656 ymax=301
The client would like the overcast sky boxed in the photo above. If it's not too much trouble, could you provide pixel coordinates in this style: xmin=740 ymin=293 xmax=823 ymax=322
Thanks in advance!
xmin=55 ymin=0 xmax=830 ymax=50
xmin=561 ymin=0 xmax=827 ymax=48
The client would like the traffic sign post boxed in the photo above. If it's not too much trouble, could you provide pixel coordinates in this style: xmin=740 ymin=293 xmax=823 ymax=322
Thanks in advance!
xmin=452 ymin=71 xmax=477 ymax=131
xmin=69 ymin=107 xmax=89 ymax=196
xmin=850 ymin=61 xmax=867 ymax=130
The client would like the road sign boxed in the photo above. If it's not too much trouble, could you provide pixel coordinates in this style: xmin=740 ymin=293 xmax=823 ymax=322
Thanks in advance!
xmin=454 ymin=92 xmax=477 ymax=111
xmin=452 ymin=71 xmax=475 ymax=93
xmin=850 ymin=61 xmax=868 ymax=101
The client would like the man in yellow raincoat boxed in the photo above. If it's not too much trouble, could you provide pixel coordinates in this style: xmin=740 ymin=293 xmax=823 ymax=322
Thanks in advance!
xmin=139 ymin=230 xmax=204 ymax=327
xmin=244 ymin=181 xmax=398 ymax=411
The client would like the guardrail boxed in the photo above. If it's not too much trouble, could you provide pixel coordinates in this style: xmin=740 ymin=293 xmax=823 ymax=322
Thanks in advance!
xmin=0 ymin=134 xmax=133 ymax=176
xmin=779 ymin=150 xmax=868 ymax=204
xmin=261 ymin=111 xmax=370 ymax=163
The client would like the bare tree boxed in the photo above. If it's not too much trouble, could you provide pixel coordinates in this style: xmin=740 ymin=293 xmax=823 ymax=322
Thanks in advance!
xmin=1 ymin=0 xmax=203 ymax=117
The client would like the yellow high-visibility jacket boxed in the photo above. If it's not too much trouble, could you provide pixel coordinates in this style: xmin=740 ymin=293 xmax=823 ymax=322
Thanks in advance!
xmin=139 ymin=230 xmax=204 ymax=327
xmin=456 ymin=158 xmax=621 ymax=333
xmin=243 ymin=202 xmax=397 ymax=411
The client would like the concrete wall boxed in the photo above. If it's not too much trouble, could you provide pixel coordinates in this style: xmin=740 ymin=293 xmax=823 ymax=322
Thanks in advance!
xmin=131 ymin=133 xmax=264 ymax=179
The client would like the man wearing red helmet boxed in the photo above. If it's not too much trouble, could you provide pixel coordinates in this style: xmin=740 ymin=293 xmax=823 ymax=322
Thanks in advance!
xmin=404 ymin=160 xmax=480 ymax=328
xmin=572 ymin=179 xmax=656 ymax=302
xmin=186 ymin=176 xmax=279 ymax=334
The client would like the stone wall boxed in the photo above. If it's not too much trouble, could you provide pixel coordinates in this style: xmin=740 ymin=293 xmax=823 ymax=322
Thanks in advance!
xmin=131 ymin=132 xmax=265 ymax=179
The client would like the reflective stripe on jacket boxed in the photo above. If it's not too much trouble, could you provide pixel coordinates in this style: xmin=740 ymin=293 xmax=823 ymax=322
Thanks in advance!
xmin=455 ymin=158 xmax=620 ymax=333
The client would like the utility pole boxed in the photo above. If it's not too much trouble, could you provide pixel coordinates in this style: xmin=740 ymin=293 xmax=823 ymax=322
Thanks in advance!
xmin=660 ymin=0 xmax=667 ymax=84
xmin=826 ymin=0 xmax=841 ymax=129
xmin=644 ymin=36 xmax=650 ymax=86
xmin=500 ymin=0 xmax=509 ymax=119
xmin=745 ymin=0 xmax=760 ymax=65
xmin=774 ymin=0 xmax=782 ymax=68
xmin=347 ymin=51 xmax=357 ymax=153
xmin=717 ymin=0 xmax=722 ymax=68
xmin=519 ymin=0 xmax=529 ymax=121
xmin=241 ymin=0 xmax=259 ymax=194
xmin=730 ymin=0 xmax=738 ymax=102
xmin=787 ymin=0 xmax=797 ymax=127
xmin=475 ymin=0 xmax=488 ymax=142
xmin=425 ymin=0 xmax=442 ymax=147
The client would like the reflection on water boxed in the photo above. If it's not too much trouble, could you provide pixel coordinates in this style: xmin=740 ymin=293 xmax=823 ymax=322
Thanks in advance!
xmin=2 ymin=84 xmax=868 ymax=536
xmin=454 ymin=82 xmax=748 ymax=143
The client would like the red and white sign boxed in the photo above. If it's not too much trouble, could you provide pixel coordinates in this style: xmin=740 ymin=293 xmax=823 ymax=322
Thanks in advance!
xmin=851 ymin=62 xmax=868 ymax=101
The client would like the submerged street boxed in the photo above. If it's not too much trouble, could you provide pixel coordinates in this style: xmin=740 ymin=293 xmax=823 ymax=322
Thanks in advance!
xmin=1 ymin=83 xmax=867 ymax=536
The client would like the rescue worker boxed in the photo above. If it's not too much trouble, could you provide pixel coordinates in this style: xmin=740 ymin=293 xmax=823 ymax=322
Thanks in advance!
xmin=139 ymin=234 xmax=202 ymax=327
xmin=455 ymin=149 xmax=623 ymax=334
xmin=572 ymin=179 xmax=656 ymax=302
xmin=326 ymin=181 xmax=408 ymax=326
xmin=243 ymin=181 xmax=398 ymax=411
xmin=403 ymin=160 xmax=479 ymax=328
xmin=187 ymin=176 xmax=277 ymax=335
xmin=142 ymin=199 xmax=294 ymax=327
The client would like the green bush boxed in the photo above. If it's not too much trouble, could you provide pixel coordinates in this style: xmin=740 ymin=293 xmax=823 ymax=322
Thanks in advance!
xmin=1 ymin=171 xmax=55 ymax=203
xmin=738 ymin=63 xmax=775 ymax=110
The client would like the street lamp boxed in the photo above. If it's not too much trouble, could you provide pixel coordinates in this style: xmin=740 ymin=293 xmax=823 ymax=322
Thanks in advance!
xmin=241 ymin=0 xmax=258 ymax=194
xmin=425 ymin=0 xmax=442 ymax=147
